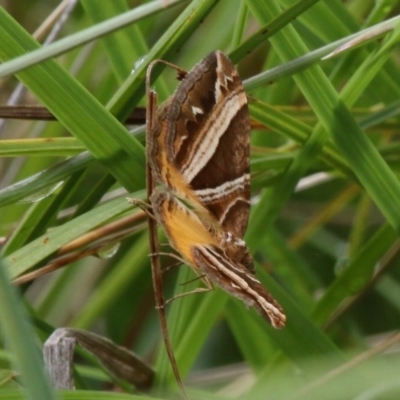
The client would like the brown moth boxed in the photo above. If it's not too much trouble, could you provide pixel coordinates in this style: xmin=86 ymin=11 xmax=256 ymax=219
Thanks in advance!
xmin=147 ymin=51 xmax=285 ymax=329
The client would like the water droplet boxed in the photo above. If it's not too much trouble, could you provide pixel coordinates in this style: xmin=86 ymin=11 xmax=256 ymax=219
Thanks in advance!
xmin=131 ymin=56 xmax=146 ymax=74
xmin=97 ymin=242 xmax=120 ymax=259
xmin=19 ymin=181 xmax=64 ymax=203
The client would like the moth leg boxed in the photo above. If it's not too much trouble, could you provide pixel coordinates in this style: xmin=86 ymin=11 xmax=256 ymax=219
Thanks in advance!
xmin=162 ymin=260 xmax=182 ymax=274
xmin=127 ymin=197 xmax=149 ymax=210
xmin=148 ymin=251 xmax=186 ymax=264
xmin=127 ymin=198 xmax=156 ymax=220
xmin=149 ymin=252 xmax=214 ymax=304
xmin=148 ymin=251 xmax=187 ymax=275
xmin=163 ymin=277 xmax=214 ymax=307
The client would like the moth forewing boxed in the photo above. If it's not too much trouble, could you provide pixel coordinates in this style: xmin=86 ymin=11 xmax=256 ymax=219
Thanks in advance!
xmin=149 ymin=52 xmax=251 ymax=234
xmin=192 ymin=246 xmax=286 ymax=329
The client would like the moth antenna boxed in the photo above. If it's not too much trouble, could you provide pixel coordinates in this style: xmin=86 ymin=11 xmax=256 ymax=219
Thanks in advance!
xmin=146 ymin=58 xmax=187 ymax=89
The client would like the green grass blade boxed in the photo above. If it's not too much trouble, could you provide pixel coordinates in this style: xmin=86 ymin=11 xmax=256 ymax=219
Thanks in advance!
xmin=0 ymin=7 xmax=145 ymax=190
xmin=0 ymin=258 xmax=58 ymax=400
xmin=3 ymin=192 xmax=144 ymax=279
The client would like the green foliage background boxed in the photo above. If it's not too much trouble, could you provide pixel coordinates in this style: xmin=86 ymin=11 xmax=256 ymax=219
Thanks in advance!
xmin=1 ymin=0 xmax=400 ymax=399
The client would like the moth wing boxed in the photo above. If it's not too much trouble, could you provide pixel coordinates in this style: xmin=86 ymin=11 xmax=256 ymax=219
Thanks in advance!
xmin=151 ymin=51 xmax=251 ymax=238
xmin=150 ymin=189 xmax=218 ymax=270
xmin=192 ymin=245 xmax=285 ymax=329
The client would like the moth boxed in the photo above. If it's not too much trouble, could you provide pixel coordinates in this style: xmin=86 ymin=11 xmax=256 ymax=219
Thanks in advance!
xmin=147 ymin=51 xmax=285 ymax=329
